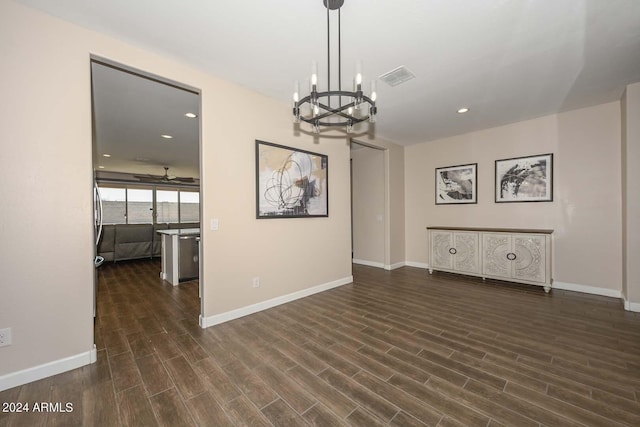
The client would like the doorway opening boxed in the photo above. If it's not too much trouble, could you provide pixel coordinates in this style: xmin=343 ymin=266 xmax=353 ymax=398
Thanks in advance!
xmin=90 ymin=58 xmax=203 ymax=333
xmin=350 ymin=141 xmax=388 ymax=269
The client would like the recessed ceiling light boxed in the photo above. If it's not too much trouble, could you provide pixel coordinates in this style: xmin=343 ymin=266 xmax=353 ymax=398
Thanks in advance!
xmin=457 ymin=107 xmax=470 ymax=114
xmin=102 ymin=153 xmax=111 ymax=157
xmin=161 ymin=134 xmax=173 ymax=139
xmin=184 ymin=112 xmax=197 ymax=118
xmin=98 ymin=165 xmax=105 ymax=169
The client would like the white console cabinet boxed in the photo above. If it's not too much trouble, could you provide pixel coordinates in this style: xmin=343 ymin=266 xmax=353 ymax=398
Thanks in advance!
xmin=428 ymin=227 xmax=552 ymax=292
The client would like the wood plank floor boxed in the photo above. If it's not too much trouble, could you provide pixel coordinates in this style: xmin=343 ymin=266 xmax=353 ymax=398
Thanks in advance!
xmin=2 ymin=260 xmax=640 ymax=426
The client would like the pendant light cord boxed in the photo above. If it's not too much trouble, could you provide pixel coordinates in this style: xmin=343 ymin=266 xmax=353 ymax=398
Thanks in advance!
xmin=326 ymin=4 xmax=343 ymax=111
xmin=338 ymin=8 xmax=342 ymax=108
xmin=327 ymin=3 xmax=331 ymax=108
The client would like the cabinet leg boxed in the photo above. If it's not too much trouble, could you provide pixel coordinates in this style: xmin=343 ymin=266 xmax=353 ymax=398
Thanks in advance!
xmin=544 ymin=286 xmax=551 ymax=293
xmin=428 ymin=268 xmax=433 ymax=275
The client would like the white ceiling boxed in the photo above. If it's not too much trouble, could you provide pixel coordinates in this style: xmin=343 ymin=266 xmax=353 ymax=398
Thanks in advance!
xmin=17 ymin=0 xmax=640 ymax=169
xmin=91 ymin=62 xmax=200 ymax=179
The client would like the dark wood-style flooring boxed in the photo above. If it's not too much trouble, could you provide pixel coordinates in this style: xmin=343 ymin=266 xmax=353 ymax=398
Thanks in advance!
xmin=2 ymin=259 xmax=640 ymax=426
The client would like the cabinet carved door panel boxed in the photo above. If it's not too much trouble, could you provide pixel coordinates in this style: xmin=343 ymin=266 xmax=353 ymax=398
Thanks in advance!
xmin=431 ymin=231 xmax=453 ymax=270
xmin=482 ymin=233 xmax=511 ymax=279
xmin=453 ymin=232 xmax=479 ymax=273
xmin=513 ymin=235 xmax=546 ymax=282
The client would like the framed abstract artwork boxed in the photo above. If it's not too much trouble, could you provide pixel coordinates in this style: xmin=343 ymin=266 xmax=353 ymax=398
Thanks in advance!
xmin=435 ymin=163 xmax=477 ymax=205
xmin=495 ymin=153 xmax=553 ymax=203
xmin=255 ymin=140 xmax=328 ymax=218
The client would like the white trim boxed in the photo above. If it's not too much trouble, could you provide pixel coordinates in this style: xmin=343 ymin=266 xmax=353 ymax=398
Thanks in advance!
xmin=355 ymin=261 xmax=629 ymax=304
xmin=353 ymin=259 xmax=385 ymax=269
xmin=385 ymin=262 xmax=406 ymax=271
xmin=352 ymin=259 xmax=406 ymax=271
xmin=200 ymin=276 xmax=353 ymax=328
xmin=624 ymin=299 xmax=640 ymax=312
xmin=404 ymin=261 xmax=430 ymax=270
xmin=552 ymin=281 xmax=622 ymax=299
xmin=0 ymin=346 xmax=97 ymax=391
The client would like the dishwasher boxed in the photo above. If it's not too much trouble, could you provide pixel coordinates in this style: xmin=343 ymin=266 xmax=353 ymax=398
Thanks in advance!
xmin=179 ymin=235 xmax=199 ymax=281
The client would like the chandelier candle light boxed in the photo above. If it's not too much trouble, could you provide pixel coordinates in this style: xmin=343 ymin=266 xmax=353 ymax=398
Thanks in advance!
xmin=293 ymin=0 xmax=377 ymax=134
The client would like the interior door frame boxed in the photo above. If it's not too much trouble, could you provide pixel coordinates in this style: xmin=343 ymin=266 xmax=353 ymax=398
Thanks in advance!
xmin=89 ymin=55 xmax=205 ymax=329
xmin=350 ymin=140 xmax=390 ymax=269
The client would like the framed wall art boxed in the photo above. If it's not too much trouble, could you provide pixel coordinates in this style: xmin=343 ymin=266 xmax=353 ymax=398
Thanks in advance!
xmin=256 ymin=140 xmax=328 ymax=218
xmin=495 ymin=153 xmax=553 ymax=203
xmin=435 ymin=163 xmax=477 ymax=205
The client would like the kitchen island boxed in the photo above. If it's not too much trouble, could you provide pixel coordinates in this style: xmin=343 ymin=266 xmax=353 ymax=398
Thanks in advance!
xmin=157 ymin=228 xmax=200 ymax=286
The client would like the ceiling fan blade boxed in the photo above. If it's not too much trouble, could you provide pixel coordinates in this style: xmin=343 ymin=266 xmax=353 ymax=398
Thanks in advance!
xmin=132 ymin=168 xmax=195 ymax=184
xmin=173 ymin=176 xmax=195 ymax=183
xmin=133 ymin=174 xmax=162 ymax=180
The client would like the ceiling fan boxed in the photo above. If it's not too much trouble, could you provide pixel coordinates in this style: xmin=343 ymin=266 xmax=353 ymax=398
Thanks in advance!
xmin=133 ymin=166 xmax=195 ymax=184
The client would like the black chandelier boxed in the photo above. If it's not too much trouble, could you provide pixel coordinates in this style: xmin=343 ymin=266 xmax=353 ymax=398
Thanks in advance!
xmin=293 ymin=0 xmax=377 ymax=134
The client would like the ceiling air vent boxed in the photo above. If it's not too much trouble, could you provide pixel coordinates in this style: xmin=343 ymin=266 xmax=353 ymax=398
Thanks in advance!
xmin=379 ymin=66 xmax=415 ymax=87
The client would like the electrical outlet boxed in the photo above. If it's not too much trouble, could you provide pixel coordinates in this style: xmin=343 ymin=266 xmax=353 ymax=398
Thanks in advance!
xmin=252 ymin=277 xmax=260 ymax=288
xmin=0 ymin=328 xmax=12 ymax=347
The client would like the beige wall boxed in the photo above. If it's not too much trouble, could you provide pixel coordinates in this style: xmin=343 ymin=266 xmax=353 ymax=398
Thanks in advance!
xmin=351 ymin=146 xmax=385 ymax=265
xmin=622 ymin=82 xmax=640 ymax=305
xmin=386 ymin=138 xmax=406 ymax=267
xmin=0 ymin=1 xmax=351 ymax=380
xmin=405 ymin=102 xmax=623 ymax=292
xmin=1 ymin=1 xmax=95 ymax=378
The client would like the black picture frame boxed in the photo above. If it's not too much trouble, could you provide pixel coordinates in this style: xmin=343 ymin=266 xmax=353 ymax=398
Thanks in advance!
xmin=435 ymin=163 xmax=478 ymax=205
xmin=495 ymin=153 xmax=553 ymax=203
xmin=255 ymin=140 xmax=329 ymax=218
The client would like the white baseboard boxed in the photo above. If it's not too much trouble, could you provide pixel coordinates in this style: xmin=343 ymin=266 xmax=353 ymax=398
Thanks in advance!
xmin=624 ymin=299 xmax=640 ymax=312
xmin=555 ymin=285 xmax=638 ymax=312
xmin=353 ymin=259 xmax=406 ymax=271
xmin=386 ymin=262 xmax=406 ymax=271
xmin=352 ymin=259 xmax=385 ymax=269
xmin=0 ymin=345 xmax=97 ymax=392
xmin=552 ymin=281 xmax=622 ymax=299
xmin=398 ymin=265 xmax=631 ymax=306
xmin=196 ymin=268 xmax=639 ymax=328
xmin=404 ymin=261 xmax=430 ymax=269
xmin=200 ymin=275 xmax=353 ymax=328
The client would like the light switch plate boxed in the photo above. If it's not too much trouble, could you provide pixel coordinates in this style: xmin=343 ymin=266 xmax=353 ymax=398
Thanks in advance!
xmin=0 ymin=328 xmax=11 ymax=347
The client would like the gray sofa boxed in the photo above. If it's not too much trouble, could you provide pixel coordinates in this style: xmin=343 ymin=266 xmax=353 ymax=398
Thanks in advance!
xmin=98 ymin=222 xmax=199 ymax=262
